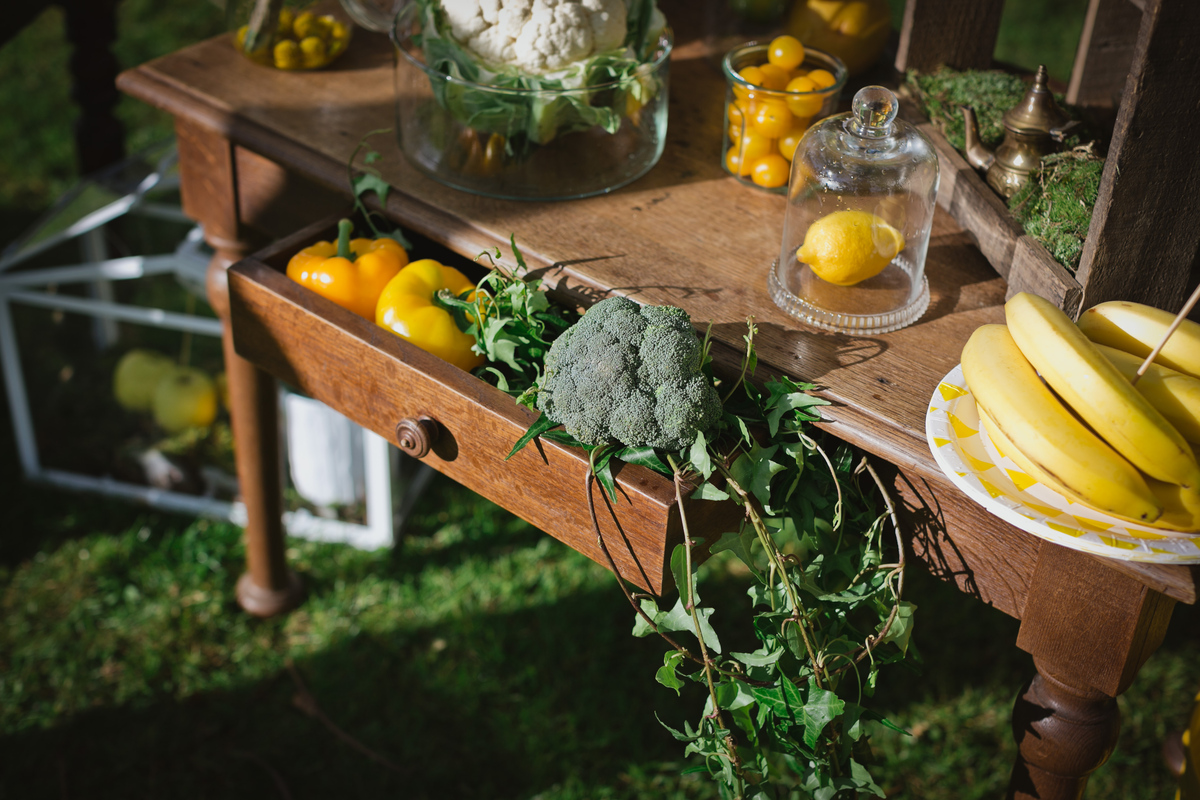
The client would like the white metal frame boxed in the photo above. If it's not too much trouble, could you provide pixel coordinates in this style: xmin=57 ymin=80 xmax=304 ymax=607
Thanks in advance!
xmin=0 ymin=146 xmax=429 ymax=550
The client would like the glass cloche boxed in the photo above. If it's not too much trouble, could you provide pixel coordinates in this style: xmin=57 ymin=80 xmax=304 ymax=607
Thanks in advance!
xmin=768 ymin=85 xmax=939 ymax=335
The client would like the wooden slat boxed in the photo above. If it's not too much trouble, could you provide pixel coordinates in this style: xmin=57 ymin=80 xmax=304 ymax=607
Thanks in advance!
xmin=895 ymin=0 xmax=1005 ymax=73
xmin=1067 ymin=0 xmax=1144 ymax=108
xmin=1074 ymin=0 xmax=1200 ymax=313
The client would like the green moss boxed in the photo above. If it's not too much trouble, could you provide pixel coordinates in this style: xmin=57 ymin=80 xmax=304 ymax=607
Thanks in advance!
xmin=904 ymin=67 xmax=1103 ymax=273
xmin=905 ymin=67 xmax=1030 ymax=152
xmin=1007 ymin=146 xmax=1104 ymax=272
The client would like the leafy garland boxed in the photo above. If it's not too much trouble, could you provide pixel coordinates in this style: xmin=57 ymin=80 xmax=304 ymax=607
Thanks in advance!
xmin=348 ymin=147 xmax=915 ymax=799
xmin=461 ymin=248 xmax=915 ymax=799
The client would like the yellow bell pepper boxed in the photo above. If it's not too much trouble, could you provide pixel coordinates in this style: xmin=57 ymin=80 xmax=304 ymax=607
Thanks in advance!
xmin=286 ymin=219 xmax=408 ymax=319
xmin=375 ymin=259 xmax=485 ymax=372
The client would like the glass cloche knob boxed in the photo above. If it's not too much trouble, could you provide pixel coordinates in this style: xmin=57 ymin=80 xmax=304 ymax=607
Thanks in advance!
xmin=849 ymin=86 xmax=898 ymax=137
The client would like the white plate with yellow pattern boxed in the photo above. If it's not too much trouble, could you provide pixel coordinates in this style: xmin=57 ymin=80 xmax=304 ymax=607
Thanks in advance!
xmin=925 ymin=364 xmax=1200 ymax=564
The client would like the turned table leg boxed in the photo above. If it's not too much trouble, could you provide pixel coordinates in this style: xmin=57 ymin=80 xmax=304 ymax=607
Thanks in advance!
xmin=1009 ymin=542 xmax=1175 ymax=800
xmin=176 ymin=117 xmax=303 ymax=617
xmin=1008 ymin=661 xmax=1121 ymax=799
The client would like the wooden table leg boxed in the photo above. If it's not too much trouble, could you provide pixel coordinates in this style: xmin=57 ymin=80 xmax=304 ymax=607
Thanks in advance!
xmin=177 ymin=117 xmax=303 ymax=617
xmin=1009 ymin=542 xmax=1176 ymax=799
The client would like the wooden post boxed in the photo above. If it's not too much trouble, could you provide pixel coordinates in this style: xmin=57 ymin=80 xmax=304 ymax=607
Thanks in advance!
xmin=1074 ymin=0 xmax=1200 ymax=314
xmin=173 ymin=115 xmax=303 ymax=618
xmin=1009 ymin=542 xmax=1175 ymax=799
xmin=1067 ymin=0 xmax=1143 ymax=109
xmin=895 ymin=0 xmax=1005 ymax=74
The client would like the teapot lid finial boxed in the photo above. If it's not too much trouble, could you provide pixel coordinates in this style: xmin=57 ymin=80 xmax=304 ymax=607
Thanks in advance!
xmin=1004 ymin=65 xmax=1069 ymax=134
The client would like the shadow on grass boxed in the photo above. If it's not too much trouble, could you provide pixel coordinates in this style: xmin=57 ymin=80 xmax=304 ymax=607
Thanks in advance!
xmin=1 ymin=582 xmax=714 ymax=800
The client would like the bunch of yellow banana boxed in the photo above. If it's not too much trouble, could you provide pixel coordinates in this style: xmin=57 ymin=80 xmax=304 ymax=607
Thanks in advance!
xmin=960 ymin=293 xmax=1200 ymax=532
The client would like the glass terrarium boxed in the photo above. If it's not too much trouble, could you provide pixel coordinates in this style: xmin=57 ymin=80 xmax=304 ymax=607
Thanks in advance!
xmin=722 ymin=40 xmax=847 ymax=193
xmin=227 ymin=0 xmax=354 ymax=71
xmin=769 ymin=85 xmax=939 ymax=335
xmin=390 ymin=0 xmax=672 ymax=201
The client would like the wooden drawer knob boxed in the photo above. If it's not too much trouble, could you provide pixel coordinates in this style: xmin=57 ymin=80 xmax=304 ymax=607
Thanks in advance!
xmin=395 ymin=416 xmax=439 ymax=458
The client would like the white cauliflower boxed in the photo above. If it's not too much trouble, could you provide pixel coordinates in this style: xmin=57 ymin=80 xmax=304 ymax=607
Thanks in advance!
xmin=439 ymin=0 xmax=629 ymax=73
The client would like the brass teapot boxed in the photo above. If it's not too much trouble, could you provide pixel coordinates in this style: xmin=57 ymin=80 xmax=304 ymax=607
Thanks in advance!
xmin=961 ymin=65 xmax=1078 ymax=199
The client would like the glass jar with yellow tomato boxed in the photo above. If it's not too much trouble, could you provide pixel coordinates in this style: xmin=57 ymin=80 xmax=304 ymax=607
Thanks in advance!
xmin=228 ymin=0 xmax=354 ymax=71
xmin=721 ymin=35 xmax=847 ymax=192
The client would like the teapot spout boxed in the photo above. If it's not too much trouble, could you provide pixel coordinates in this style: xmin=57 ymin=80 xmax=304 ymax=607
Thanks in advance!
xmin=961 ymin=106 xmax=995 ymax=172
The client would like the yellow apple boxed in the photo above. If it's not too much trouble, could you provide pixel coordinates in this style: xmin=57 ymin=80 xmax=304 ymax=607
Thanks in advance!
xmin=113 ymin=349 xmax=175 ymax=412
xmin=153 ymin=366 xmax=219 ymax=433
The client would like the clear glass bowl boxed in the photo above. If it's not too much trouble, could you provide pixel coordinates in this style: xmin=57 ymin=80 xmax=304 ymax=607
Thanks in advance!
xmin=391 ymin=4 xmax=672 ymax=202
xmin=721 ymin=41 xmax=847 ymax=193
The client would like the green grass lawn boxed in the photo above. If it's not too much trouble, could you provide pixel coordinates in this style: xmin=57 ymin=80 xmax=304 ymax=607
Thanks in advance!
xmin=2 ymin=2 xmax=1195 ymax=798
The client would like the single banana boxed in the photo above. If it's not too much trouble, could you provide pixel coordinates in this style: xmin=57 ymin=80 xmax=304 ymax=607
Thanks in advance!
xmin=1005 ymin=292 xmax=1200 ymax=489
xmin=981 ymin=402 xmax=1199 ymax=533
xmin=1146 ymin=477 xmax=1200 ymax=533
xmin=1077 ymin=300 xmax=1200 ymax=379
xmin=961 ymin=324 xmax=1161 ymax=523
xmin=1093 ymin=342 xmax=1200 ymax=444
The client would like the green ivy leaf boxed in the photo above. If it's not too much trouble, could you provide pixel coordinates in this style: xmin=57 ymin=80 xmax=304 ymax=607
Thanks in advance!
xmin=715 ymin=678 xmax=756 ymax=711
xmin=614 ymin=446 xmax=671 ymax=475
xmin=506 ymin=412 xmax=560 ymax=460
xmin=634 ymin=597 xmax=721 ymax=654
xmin=850 ymin=758 xmax=886 ymax=797
xmin=750 ymin=455 xmax=787 ymax=513
xmin=670 ymin=543 xmax=693 ymax=604
xmin=691 ymin=482 xmax=730 ymax=502
xmin=749 ymin=683 xmax=794 ymax=721
xmin=711 ymin=527 xmax=761 ymax=580
xmin=731 ymin=645 xmax=783 ymax=668
xmin=655 ymin=712 xmax=699 ymax=742
xmin=876 ymin=601 xmax=917 ymax=655
xmin=655 ymin=650 xmax=686 ymax=695
xmin=352 ymin=172 xmax=391 ymax=205
xmin=689 ymin=430 xmax=713 ymax=479
xmin=801 ymin=681 xmax=845 ymax=749
xmin=765 ymin=386 xmax=829 ymax=436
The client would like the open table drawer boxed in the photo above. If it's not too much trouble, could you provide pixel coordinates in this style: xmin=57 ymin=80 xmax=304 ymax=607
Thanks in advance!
xmin=227 ymin=217 xmax=737 ymax=595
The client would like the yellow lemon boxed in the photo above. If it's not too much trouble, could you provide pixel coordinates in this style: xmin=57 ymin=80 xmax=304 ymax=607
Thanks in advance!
xmin=796 ymin=209 xmax=905 ymax=286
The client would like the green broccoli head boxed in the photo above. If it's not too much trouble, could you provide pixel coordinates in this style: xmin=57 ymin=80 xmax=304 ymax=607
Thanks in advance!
xmin=536 ymin=296 xmax=722 ymax=451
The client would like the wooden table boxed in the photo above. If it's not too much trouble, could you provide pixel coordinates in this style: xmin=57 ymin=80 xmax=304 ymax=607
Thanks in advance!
xmin=117 ymin=8 xmax=1197 ymax=798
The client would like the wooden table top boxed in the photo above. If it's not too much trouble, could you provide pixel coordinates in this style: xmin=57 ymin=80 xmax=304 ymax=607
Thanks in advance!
xmin=116 ymin=6 xmax=1199 ymax=604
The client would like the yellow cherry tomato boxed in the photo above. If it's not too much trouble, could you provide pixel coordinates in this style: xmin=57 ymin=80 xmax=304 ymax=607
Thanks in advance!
xmin=734 ymin=65 xmax=766 ymax=102
xmin=727 ymin=132 xmax=774 ymax=176
xmin=751 ymin=100 xmax=794 ymax=139
xmin=807 ymin=68 xmax=838 ymax=89
xmin=779 ymin=128 xmax=806 ymax=161
xmin=375 ymin=259 xmax=485 ymax=372
xmin=292 ymin=10 xmax=317 ymax=39
xmin=299 ymin=35 xmax=327 ymax=68
xmin=751 ymin=153 xmax=791 ymax=189
xmin=287 ymin=219 xmax=409 ymax=319
xmin=273 ymin=39 xmax=303 ymax=70
xmin=785 ymin=75 xmax=824 ymax=117
xmin=767 ymin=35 xmax=805 ymax=71
xmin=757 ymin=63 xmax=791 ymax=91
